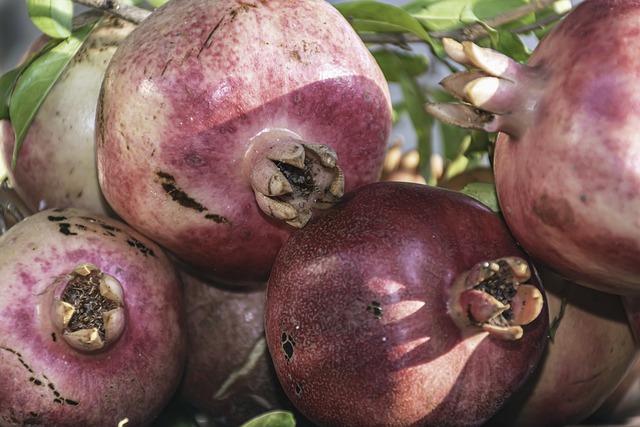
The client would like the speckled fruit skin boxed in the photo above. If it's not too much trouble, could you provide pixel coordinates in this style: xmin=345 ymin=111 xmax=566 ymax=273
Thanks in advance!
xmin=487 ymin=267 xmax=637 ymax=427
xmin=492 ymin=0 xmax=640 ymax=294
xmin=0 ymin=16 xmax=134 ymax=217
xmin=0 ymin=208 xmax=186 ymax=427
xmin=180 ymin=271 xmax=314 ymax=426
xmin=96 ymin=0 xmax=392 ymax=284
xmin=265 ymin=182 xmax=549 ymax=427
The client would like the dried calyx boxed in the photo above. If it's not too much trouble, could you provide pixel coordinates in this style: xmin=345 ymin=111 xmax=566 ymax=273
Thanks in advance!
xmin=449 ymin=257 xmax=544 ymax=340
xmin=424 ymin=38 xmax=541 ymax=139
xmin=245 ymin=130 xmax=344 ymax=228
xmin=51 ymin=262 xmax=126 ymax=352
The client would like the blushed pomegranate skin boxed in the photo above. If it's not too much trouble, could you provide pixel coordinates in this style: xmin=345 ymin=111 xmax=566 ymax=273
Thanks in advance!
xmin=494 ymin=0 xmax=640 ymax=295
xmin=426 ymin=0 xmax=640 ymax=294
xmin=487 ymin=267 xmax=637 ymax=427
xmin=0 ymin=15 xmax=134 ymax=217
xmin=0 ymin=208 xmax=186 ymax=427
xmin=265 ymin=182 xmax=549 ymax=427
xmin=96 ymin=0 xmax=392 ymax=284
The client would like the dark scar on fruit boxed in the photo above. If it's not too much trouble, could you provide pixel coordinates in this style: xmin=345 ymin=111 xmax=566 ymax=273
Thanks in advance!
xmin=197 ymin=17 xmax=224 ymax=59
xmin=281 ymin=331 xmax=296 ymax=362
xmin=0 ymin=346 xmax=79 ymax=406
xmin=126 ymin=237 xmax=155 ymax=256
xmin=57 ymin=223 xmax=78 ymax=236
xmin=156 ymin=171 xmax=232 ymax=225
xmin=366 ymin=300 xmax=383 ymax=319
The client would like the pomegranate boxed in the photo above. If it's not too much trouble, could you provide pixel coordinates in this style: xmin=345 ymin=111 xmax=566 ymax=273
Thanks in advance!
xmin=265 ymin=181 xmax=548 ymax=427
xmin=425 ymin=0 xmax=640 ymax=295
xmin=587 ymin=356 xmax=640 ymax=425
xmin=0 ymin=15 xmax=135 ymax=217
xmin=179 ymin=270 xmax=314 ymax=426
xmin=588 ymin=297 xmax=640 ymax=424
xmin=487 ymin=267 xmax=637 ymax=427
xmin=96 ymin=0 xmax=392 ymax=285
xmin=0 ymin=208 xmax=186 ymax=427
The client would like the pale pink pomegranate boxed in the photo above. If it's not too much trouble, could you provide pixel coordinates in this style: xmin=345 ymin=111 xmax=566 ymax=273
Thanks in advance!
xmin=96 ymin=0 xmax=392 ymax=285
xmin=0 ymin=208 xmax=186 ymax=427
xmin=425 ymin=0 xmax=640 ymax=295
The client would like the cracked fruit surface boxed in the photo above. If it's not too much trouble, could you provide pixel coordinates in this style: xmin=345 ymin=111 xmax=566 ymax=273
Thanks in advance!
xmin=425 ymin=0 xmax=640 ymax=295
xmin=0 ymin=208 xmax=186 ymax=427
xmin=265 ymin=181 xmax=549 ymax=427
xmin=96 ymin=0 xmax=392 ymax=285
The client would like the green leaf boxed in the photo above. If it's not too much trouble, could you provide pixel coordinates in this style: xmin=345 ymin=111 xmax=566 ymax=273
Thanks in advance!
xmin=0 ymin=37 xmax=62 ymax=120
xmin=26 ymin=0 xmax=73 ymax=39
xmin=0 ymin=68 xmax=23 ymax=121
xmin=460 ymin=182 xmax=500 ymax=212
xmin=146 ymin=0 xmax=171 ymax=6
xmin=404 ymin=0 xmax=530 ymax=32
xmin=335 ymin=1 xmax=432 ymax=43
xmin=371 ymin=49 xmax=429 ymax=82
xmin=9 ymin=16 xmax=103 ymax=167
xmin=548 ymin=279 xmax=570 ymax=342
xmin=240 ymin=411 xmax=296 ymax=427
xmin=390 ymin=51 xmax=434 ymax=182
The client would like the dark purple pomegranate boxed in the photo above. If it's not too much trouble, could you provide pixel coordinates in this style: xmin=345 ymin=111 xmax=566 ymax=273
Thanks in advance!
xmin=425 ymin=0 xmax=640 ymax=295
xmin=96 ymin=0 xmax=392 ymax=285
xmin=265 ymin=181 xmax=548 ymax=427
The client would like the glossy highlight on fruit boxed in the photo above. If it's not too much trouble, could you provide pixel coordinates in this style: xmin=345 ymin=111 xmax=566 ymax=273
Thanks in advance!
xmin=265 ymin=181 xmax=549 ymax=427
xmin=96 ymin=0 xmax=392 ymax=284
xmin=425 ymin=0 xmax=640 ymax=295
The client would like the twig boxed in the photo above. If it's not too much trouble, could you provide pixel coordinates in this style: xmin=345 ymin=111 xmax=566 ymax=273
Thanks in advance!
xmin=72 ymin=0 xmax=152 ymax=24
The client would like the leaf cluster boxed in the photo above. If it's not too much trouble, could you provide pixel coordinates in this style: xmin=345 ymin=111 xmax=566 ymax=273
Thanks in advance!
xmin=335 ymin=0 xmax=571 ymax=200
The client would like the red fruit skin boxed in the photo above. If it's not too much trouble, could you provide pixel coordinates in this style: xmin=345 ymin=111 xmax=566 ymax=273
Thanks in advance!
xmin=0 ymin=208 xmax=186 ymax=427
xmin=96 ymin=0 xmax=392 ymax=284
xmin=265 ymin=182 xmax=549 ymax=427
xmin=493 ymin=0 xmax=640 ymax=294
xmin=487 ymin=268 xmax=637 ymax=427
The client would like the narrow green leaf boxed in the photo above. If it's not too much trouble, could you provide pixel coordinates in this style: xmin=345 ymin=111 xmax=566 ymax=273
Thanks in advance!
xmin=146 ymin=0 xmax=171 ymax=6
xmin=9 ymin=17 xmax=103 ymax=167
xmin=371 ymin=49 xmax=429 ymax=82
xmin=335 ymin=1 xmax=432 ymax=43
xmin=0 ymin=37 xmax=63 ymax=120
xmin=240 ymin=411 xmax=296 ymax=427
xmin=404 ymin=0 xmax=530 ymax=32
xmin=0 ymin=69 xmax=23 ymax=121
xmin=548 ymin=280 xmax=570 ymax=342
xmin=390 ymin=51 xmax=434 ymax=182
xmin=460 ymin=182 xmax=500 ymax=212
xmin=26 ymin=0 xmax=73 ymax=39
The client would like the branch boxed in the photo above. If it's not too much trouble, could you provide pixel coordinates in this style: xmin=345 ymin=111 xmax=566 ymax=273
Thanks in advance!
xmin=72 ymin=0 xmax=152 ymax=24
